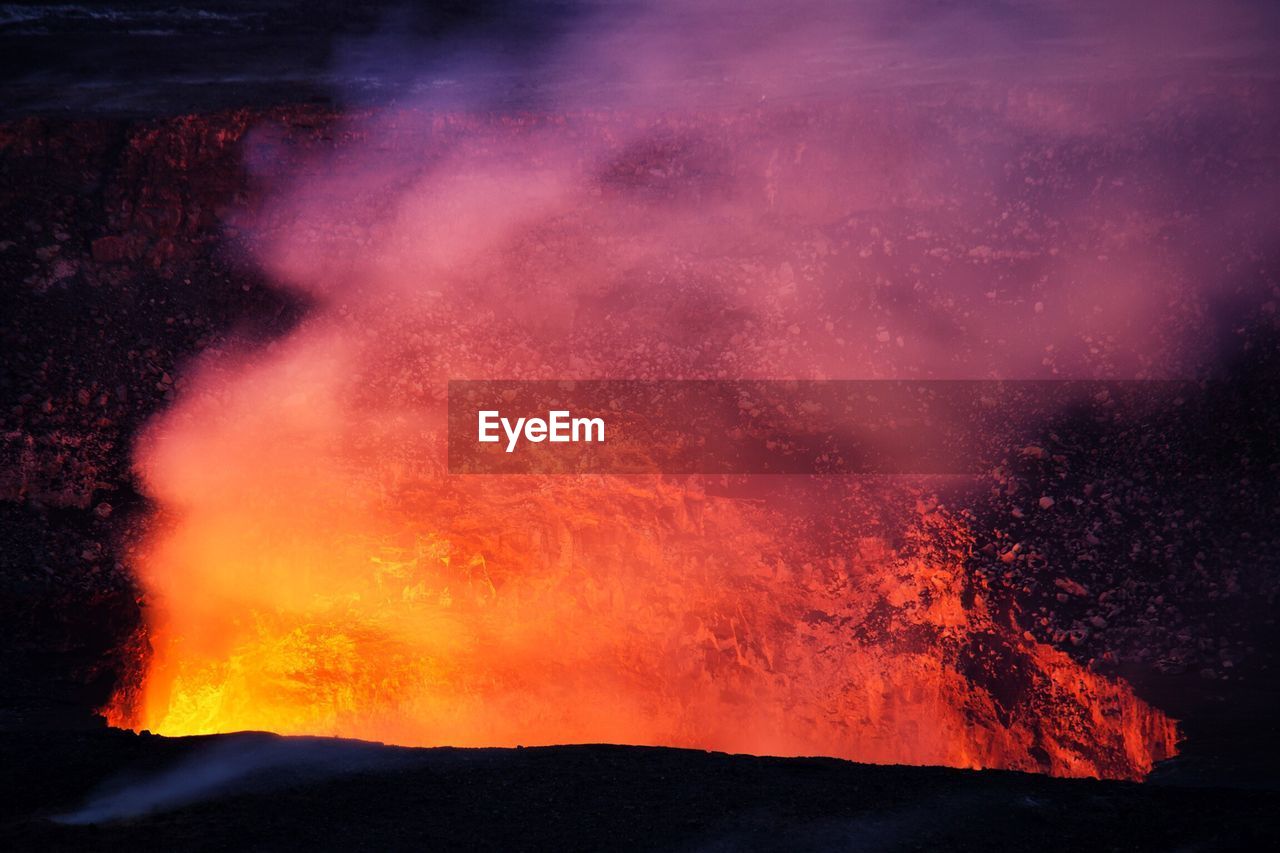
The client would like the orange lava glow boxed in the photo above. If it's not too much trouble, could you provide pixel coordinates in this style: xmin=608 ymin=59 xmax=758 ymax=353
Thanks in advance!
xmin=104 ymin=337 xmax=1177 ymax=778
xmin=102 ymin=91 xmax=1186 ymax=779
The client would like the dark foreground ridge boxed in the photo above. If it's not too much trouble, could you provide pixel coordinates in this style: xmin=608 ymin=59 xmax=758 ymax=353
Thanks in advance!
xmin=1 ymin=730 xmax=1277 ymax=852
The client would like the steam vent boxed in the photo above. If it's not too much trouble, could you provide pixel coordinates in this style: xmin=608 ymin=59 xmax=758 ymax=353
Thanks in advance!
xmin=2 ymin=2 xmax=1279 ymax=850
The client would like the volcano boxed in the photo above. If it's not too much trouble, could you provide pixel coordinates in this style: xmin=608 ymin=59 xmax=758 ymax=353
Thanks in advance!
xmin=3 ymin=2 xmax=1280 ymax=850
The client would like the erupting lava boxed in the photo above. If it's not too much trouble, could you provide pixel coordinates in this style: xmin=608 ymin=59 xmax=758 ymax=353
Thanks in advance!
xmin=107 ymin=424 xmax=1175 ymax=778
xmin=97 ymin=19 xmax=1211 ymax=773
xmin=102 ymin=267 xmax=1178 ymax=780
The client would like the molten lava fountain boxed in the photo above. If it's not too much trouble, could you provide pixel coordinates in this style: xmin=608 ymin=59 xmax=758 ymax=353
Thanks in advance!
xmin=105 ymin=95 xmax=1184 ymax=780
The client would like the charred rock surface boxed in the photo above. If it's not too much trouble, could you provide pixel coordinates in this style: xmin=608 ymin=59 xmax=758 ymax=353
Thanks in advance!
xmin=0 ymin=111 xmax=306 ymax=727
xmin=1 ymin=730 xmax=1277 ymax=852
xmin=964 ymin=341 xmax=1280 ymax=786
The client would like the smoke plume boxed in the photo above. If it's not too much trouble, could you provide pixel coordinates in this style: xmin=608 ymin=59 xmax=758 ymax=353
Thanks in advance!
xmin=107 ymin=0 xmax=1276 ymax=778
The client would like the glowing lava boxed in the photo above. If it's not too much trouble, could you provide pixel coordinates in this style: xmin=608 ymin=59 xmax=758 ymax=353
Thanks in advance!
xmin=102 ymin=93 xmax=1188 ymax=779
xmin=105 ymin=335 xmax=1176 ymax=778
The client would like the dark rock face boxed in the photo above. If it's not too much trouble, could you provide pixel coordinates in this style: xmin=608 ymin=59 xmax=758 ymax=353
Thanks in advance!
xmin=2 ymin=731 xmax=1278 ymax=852
xmin=0 ymin=111 xmax=310 ymax=726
